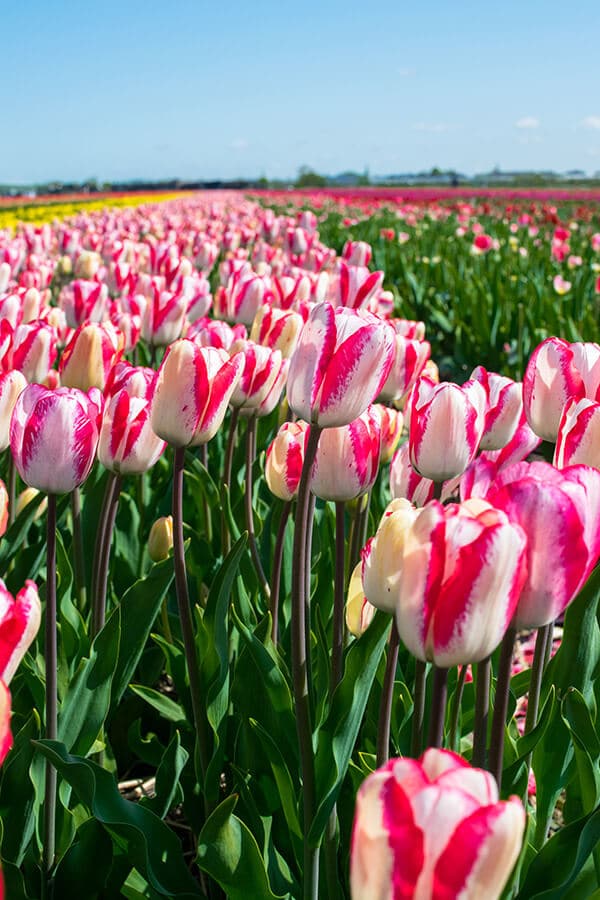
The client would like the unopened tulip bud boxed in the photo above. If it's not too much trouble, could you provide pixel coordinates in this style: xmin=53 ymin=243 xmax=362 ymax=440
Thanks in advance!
xmin=361 ymin=498 xmax=419 ymax=615
xmin=14 ymin=487 xmax=47 ymax=520
xmin=148 ymin=516 xmax=174 ymax=562
xmin=265 ymin=421 xmax=308 ymax=501
xmin=345 ymin=562 xmax=375 ymax=637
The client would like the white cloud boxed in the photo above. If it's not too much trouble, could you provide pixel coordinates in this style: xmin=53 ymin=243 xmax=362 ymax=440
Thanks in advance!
xmin=515 ymin=116 xmax=540 ymax=129
xmin=230 ymin=138 xmax=249 ymax=150
xmin=581 ymin=116 xmax=600 ymax=130
xmin=411 ymin=122 xmax=449 ymax=133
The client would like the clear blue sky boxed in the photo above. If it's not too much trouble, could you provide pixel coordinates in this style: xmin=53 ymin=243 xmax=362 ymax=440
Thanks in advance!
xmin=3 ymin=0 xmax=599 ymax=183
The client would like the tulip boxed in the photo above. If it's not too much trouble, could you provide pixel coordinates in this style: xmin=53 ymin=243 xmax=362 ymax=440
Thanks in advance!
xmin=0 ymin=370 xmax=27 ymax=451
xmin=287 ymin=302 xmax=395 ymax=428
xmin=12 ymin=321 xmax=57 ymax=384
xmin=362 ymin=498 xmax=420 ymax=615
xmin=59 ymin=322 xmax=122 ymax=392
xmin=265 ymin=421 xmax=308 ymax=501
xmin=151 ymin=339 xmax=244 ymax=447
xmin=98 ymin=389 xmax=166 ymax=476
xmin=250 ymin=304 xmax=305 ymax=358
xmin=342 ymin=240 xmax=373 ymax=267
xmin=310 ymin=406 xmax=382 ymax=502
xmin=148 ymin=515 xmax=174 ymax=562
xmin=376 ymin=405 xmax=404 ymax=463
xmin=0 ymin=679 xmax=12 ymax=767
xmin=409 ymin=378 xmax=486 ymax=481
xmin=345 ymin=562 xmax=375 ymax=638
xmin=350 ymin=748 xmax=525 ymax=900
xmin=59 ymin=279 xmax=108 ymax=328
xmin=10 ymin=385 xmax=101 ymax=494
xmin=555 ymin=397 xmax=600 ymax=469
xmin=389 ymin=443 xmax=435 ymax=507
xmin=523 ymin=337 xmax=584 ymax=441
xmin=271 ymin=273 xmax=312 ymax=309
xmin=0 ymin=580 xmax=41 ymax=684
xmin=140 ymin=286 xmax=188 ymax=347
xmin=14 ymin=486 xmax=47 ymax=520
xmin=331 ymin=261 xmax=384 ymax=310
xmin=187 ymin=317 xmax=246 ymax=350
xmin=216 ymin=270 xmax=272 ymax=326
xmin=486 ymin=461 xmax=600 ymax=627
xmin=378 ymin=333 xmax=431 ymax=404
xmin=471 ymin=366 xmax=523 ymax=451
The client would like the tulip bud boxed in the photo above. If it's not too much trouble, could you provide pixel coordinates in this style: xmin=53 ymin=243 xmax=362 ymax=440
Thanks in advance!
xmin=265 ymin=421 xmax=308 ymax=501
xmin=362 ymin=499 xmax=420 ymax=614
xmin=0 ymin=679 xmax=12 ymax=766
xmin=345 ymin=563 xmax=375 ymax=637
xmin=310 ymin=406 xmax=382 ymax=502
xmin=59 ymin=322 xmax=122 ymax=392
xmin=148 ymin=516 xmax=174 ymax=562
xmin=471 ymin=366 xmax=523 ymax=451
xmin=14 ymin=486 xmax=47 ymax=520
xmin=375 ymin=405 xmax=404 ymax=464
xmin=351 ymin=748 xmax=526 ymax=900
xmin=250 ymin=304 xmax=305 ymax=358
xmin=342 ymin=240 xmax=373 ymax=267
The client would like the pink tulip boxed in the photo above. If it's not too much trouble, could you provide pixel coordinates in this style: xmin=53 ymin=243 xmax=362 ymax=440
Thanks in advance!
xmin=216 ymin=270 xmax=272 ymax=326
xmin=229 ymin=340 xmax=289 ymax=416
xmin=378 ymin=333 xmax=431 ymax=404
xmin=330 ymin=261 xmax=384 ymax=311
xmin=140 ymin=286 xmax=187 ymax=347
xmin=12 ymin=321 xmax=58 ymax=384
xmin=271 ymin=273 xmax=312 ymax=310
xmin=0 ymin=370 xmax=27 ymax=452
xmin=370 ymin=498 xmax=527 ymax=665
xmin=310 ymin=406 xmax=382 ymax=502
xmin=59 ymin=322 xmax=122 ymax=392
xmin=350 ymin=748 xmax=525 ymax=900
xmin=555 ymin=397 xmax=600 ymax=469
xmin=471 ymin=366 xmax=523 ymax=451
xmin=186 ymin=317 xmax=246 ymax=350
xmin=486 ymin=461 xmax=600 ymax=627
xmin=150 ymin=339 xmax=244 ymax=447
xmin=0 ymin=580 xmax=41 ymax=684
xmin=389 ymin=443 xmax=435 ymax=507
xmin=287 ymin=303 xmax=395 ymax=428
xmin=265 ymin=421 xmax=308 ymax=501
xmin=342 ymin=240 xmax=373 ymax=267
xmin=98 ymin=387 xmax=166 ymax=476
xmin=10 ymin=385 xmax=101 ymax=494
xmin=59 ymin=279 xmax=108 ymax=328
xmin=409 ymin=378 xmax=486 ymax=481
xmin=523 ymin=337 xmax=585 ymax=441
xmin=250 ymin=304 xmax=305 ymax=358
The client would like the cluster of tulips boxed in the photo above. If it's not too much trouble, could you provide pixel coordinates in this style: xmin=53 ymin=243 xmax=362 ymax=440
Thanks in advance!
xmin=0 ymin=192 xmax=599 ymax=899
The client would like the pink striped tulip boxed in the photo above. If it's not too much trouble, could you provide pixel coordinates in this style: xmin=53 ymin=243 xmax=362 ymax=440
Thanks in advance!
xmin=471 ymin=366 xmax=523 ymax=451
xmin=342 ymin=241 xmax=373 ymax=267
xmin=409 ymin=378 xmax=486 ymax=481
xmin=350 ymin=749 xmax=525 ymax=900
xmin=0 ymin=680 xmax=12 ymax=767
xmin=287 ymin=303 xmax=395 ymax=428
xmin=140 ymin=287 xmax=187 ymax=347
xmin=486 ymin=461 xmax=600 ymax=628
xmin=59 ymin=322 xmax=122 ymax=392
xmin=10 ymin=385 xmax=101 ymax=494
xmin=98 ymin=387 xmax=166 ymax=476
xmin=375 ymin=405 xmax=404 ymax=464
xmin=250 ymin=304 xmax=305 ymax=358
xmin=151 ymin=339 xmax=244 ymax=447
xmin=0 ymin=580 xmax=41 ymax=684
xmin=522 ymin=337 xmax=591 ymax=441
xmin=331 ymin=261 xmax=384 ymax=311
xmin=389 ymin=443 xmax=435 ymax=507
xmin=310 ymin=406 xmax=382 ymax=502
xmin=555 ymin=398 xmax=600 ymax=468
xmin=265 ymin=421 xmax=308 ymax=501
xmin=271 ymin=273 xmax=312 ymax=310
xmin=187 ymin=317 xmax=246 ymax=350
xmin=0 ymin=370 xmax=27 ymax=451
xmin=59 ymin=279 xmax=108 ymax=328
xmin=378 ymin=334 xmax=431 ymax=404
xmin=229 ymin=340 xmax=289 ymax=416
xmin=12 ymin=321 xmax=58 ymax=384
xmin=216 ymin=270 xmax=272 ymax=326
xmin=367 ymin=499 xmax=527 ymax=665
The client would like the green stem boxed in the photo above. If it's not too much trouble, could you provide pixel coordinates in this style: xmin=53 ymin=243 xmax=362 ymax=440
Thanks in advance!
xmin=200 ymin=443 xmax=213 ymax=544
xmin=330 ymin=501 xmax=346 ymax=691
xmin=8 ymin=453 xmax=16 ymax=525
xmin=376 ymin=623 xmax=399 ymax=766
xmin=290 ymin=424 xmax=321 ymax=900
xmin=472 ymin=657 xmax=491 ymax=768
xmin=448 ymin=664 xmax=468 ymax=752
xmin=270 ymin=500 xmax=291 ymax=644
xmin=245 ymin=415 xmax=271 ymax=601
xmin=427 ymin=666 xmax=448 ymax=749
xmin=489 ymin=626 xmax=517 ymax=788
xmin=92 ymin=473 xmax=121 ymax=637
xmin=44 ymin=494 xmax=58 ymax=884
xmin=71 ymin=487 xmax=87 ymax=610
xmin=172 ymin=447 xmax=211 ymax=788
xmin=411 ymin=659 xmax=427 ymax=756
xmin=523 ymin=624 xmax=552 ymax=803
xmin=221 ymin=407 xmax=239 ymax=555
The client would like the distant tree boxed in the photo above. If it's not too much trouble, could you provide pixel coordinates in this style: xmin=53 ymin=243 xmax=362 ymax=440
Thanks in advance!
xmin=295 ymin=166 xmax=327 ymax=188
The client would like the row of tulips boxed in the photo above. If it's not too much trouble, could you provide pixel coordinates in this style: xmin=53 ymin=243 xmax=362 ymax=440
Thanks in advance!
xmin=0 ymin=192 xmax=598 ymax=899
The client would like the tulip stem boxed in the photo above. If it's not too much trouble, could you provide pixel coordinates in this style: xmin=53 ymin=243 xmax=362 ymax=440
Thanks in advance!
xmin=449 ymin=664 xmax=468 ymax=752
xmin=376 ymin=623 xmax=399 ymax=766
xmin=473 ymin=657 xmax=491 ymax=768
xmin=489 ymin=626 xmax=517 ymax=788
xmin=44 ymin=493 xmax=57 ymax=883
xmin=411 ymin=659 xmax=427 ymax=756
xmin=8 ymin=453 xmax=16 ymax=525
xmin=199 ymin=444 xmax=213 ymax=545
xmin=290 ymin=424 xmax=321 ymax=900
xmin=523 ymin=623 xmax=553 ymax=803
xmin=221 ymin=408 xmax=239 ymax=555
xmin=270 ymin=500 xmax=291 ymax=643
xmin=172 ymin=447 xmax=211 ymax=787
xmin=92 ymin=473 xmax=121 ymax=637
xmin=428 ymin=666 xmax=449 ymax=749
xmin=245 ymin=416 xmax=271 ymax=601
xmin=71 ymin=487 xmax=87 ymax=610
xmin=331 ymin=501 xmax=346 ymax=691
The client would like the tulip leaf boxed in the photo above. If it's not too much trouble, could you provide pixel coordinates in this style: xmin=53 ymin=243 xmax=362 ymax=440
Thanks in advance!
xmin=52 ymin=818 xmax=113 ymax=898
xmin=128 ymin=685 xmax=187 ymax=724
xmin=309 ymin=611 xmax=391 ymax=845
xmin=109 ymin=555 xmax=175 ymax=710
xmin=0 ymin=711 xmax=41 ymax=864
xmin=32 ymin=740 xmax=201 ymax=898
xmin=249 ymin=717 xmax=303 ymax=844
xmin=561 ymin=688 xmax=600 ymax=817
xmin=142 ymin=730 xmax=188 ymax=820
xmin=517 ymin=804 xmax=600 ymax=899
xmin=197 ymin=794 xmax=285 ymax=900
xmin=0 ymin=488 xmax=50 ymax=569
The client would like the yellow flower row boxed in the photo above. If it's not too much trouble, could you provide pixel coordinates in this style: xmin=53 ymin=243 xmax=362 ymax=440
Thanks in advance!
xmin=0 ymin=192 xmax=188 ymax=230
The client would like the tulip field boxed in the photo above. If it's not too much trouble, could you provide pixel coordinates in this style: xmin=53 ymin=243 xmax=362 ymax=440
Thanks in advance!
xmin=1 ymin=190 xmax=600 ymax=900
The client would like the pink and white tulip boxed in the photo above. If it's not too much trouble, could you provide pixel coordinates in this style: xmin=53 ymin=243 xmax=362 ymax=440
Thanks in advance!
xmin=0 ymin=580 xmax=41 ymax=684
xmin=471 ymin=366 xmax=523 ymax=451
xmin=310 ymin=406 xmax=382 ymax=502
xmin=265 ymin=420 xmax=309 ymax=502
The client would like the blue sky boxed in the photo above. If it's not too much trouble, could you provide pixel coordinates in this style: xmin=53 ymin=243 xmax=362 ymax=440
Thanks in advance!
xmin=3 ymin=0 xmax=600 ymax=182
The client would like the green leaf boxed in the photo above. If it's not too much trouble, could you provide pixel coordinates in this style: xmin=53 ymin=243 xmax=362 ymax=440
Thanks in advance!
xmin=517 ymin=805 xmax=600 ymax=899
xmin=128 ymin=685 xmax=187 ymax=724
xmin=249 ymin=718 xmax=303 ymax=843
xmin=32 ymin=741 xmax=201 ymax=898
xmin=143 ymin=731 xmax=189 ymax=820
xmin=110 ymin=556 xmax=175 ymax=710
xmin=0 ymin=489 xmax=48 ymax=569
xmin=197 ymin=794 xmax=285 ymax=900
xmin=52 ymin=818 xmax=113 ymax=899
xmin=0 ymin=711 xmax=41 ymax=864
xmin=561 ymin=688 xmax=600 ymax=816
xmin=309 ymin=612 xmax=391 ymax=844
